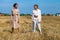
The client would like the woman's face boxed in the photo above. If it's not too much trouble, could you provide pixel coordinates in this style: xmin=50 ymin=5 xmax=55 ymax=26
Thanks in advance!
xmin=34 ymin=6 xmax=38 ymax=10
xmin=15 ymin=4 xmax=18 ymax=9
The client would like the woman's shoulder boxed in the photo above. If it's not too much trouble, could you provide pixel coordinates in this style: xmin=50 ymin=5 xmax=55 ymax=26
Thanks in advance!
xmin=17 ymin=9 xmax=19 ymax=11
xmin=11 ymin=8 xmax=14 ymax=12
xmin=38 ymin=9 xmax=41 ymax=11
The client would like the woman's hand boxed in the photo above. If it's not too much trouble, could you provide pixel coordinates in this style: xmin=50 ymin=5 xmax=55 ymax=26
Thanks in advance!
xmin=18 ymin=21 xmax=19 ymax=23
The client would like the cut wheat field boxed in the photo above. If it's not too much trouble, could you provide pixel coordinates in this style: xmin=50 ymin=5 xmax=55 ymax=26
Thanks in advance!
xmin=0 ymin=16 xmax=60 ymax=40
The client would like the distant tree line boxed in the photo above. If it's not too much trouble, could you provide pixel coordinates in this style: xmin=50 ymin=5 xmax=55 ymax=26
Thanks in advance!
xmin=42 ymin=13 xmax=57 ymax=16
xmin=20 ymin=14 xmax=31 ymax=16
xmin=0 ymin=13 xmax=10 ymax=16
xmin=0 ymin=12 xmax=59 ymax=16
xmin=0 ymin=13 xmax=32 ymax=16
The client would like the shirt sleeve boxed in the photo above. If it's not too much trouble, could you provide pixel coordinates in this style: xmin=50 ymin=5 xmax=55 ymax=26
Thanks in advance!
xmin=32 ymin=10 xmax=34 ymax=21
xmin=18 ymin=10 xmax=20 ymax=21
xmin=11 ymin=11 xmax=13 ymax=21
xmin=38 ymin=10 xmax=41 ymax=22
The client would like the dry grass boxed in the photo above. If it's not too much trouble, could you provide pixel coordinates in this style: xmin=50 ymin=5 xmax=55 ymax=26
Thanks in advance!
xmin=0 ymin=16 xmax=60 ymax=40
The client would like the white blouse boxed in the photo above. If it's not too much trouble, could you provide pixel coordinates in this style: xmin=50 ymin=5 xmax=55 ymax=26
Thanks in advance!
xmin=32 ymin=9 xmax=41 ymax=22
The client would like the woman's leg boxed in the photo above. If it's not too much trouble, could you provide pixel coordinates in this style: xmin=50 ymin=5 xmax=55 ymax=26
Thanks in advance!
xmin=11 ymin=27 xmax=14 ymax=33
xmin=17 ymin=27 xmax=19 ymax=32
xmin=37 ymin=21 xmax=42 ymax=33
xmin=11 ymin=21 xmax=14 ymax=33
xmin=17 ymin=22 xmax=20 ymax=32
xmin=32 ymin=21 xmax=37 ymax=32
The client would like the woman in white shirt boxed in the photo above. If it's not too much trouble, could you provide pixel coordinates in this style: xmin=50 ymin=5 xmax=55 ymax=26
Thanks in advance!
xmin=32 ymin=4 xmax=42 ymax=33
xmin=11 ymin=3 xmax=20 ymax=33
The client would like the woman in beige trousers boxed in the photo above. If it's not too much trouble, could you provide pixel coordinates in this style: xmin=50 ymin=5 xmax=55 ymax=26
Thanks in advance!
xmin=11 ymin=3 xmax=20 ymax=33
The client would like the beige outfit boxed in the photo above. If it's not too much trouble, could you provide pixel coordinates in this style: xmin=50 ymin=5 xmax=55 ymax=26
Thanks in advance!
xmin=11 ymin=8 xmax=20 ymax=29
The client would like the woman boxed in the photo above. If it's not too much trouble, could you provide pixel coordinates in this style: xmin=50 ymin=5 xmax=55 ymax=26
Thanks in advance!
xmin=11 ymin=3 xmax=20 ymax=33
xmin=32 ymin=4 xmax=42 ymax=34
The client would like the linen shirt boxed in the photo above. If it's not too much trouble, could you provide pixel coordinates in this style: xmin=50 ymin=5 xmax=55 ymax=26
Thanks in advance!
xmin=11 ymin=8 xmax=20 ymax=28
xmin=32 ymin=9 xmax=41 ymax=22
xmin=11 ymin=8 xmax=20 ymax=22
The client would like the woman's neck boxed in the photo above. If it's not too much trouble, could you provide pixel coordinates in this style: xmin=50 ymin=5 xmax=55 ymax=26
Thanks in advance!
xmin=35 ymin=9 xmax=38 ymax=11
xmin=14 ymin=7 xmax=17 ymax=9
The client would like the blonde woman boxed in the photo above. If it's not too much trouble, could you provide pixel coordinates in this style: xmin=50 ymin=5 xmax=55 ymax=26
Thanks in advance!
xmin=11 ymin=3 xmax=20 ymax=33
